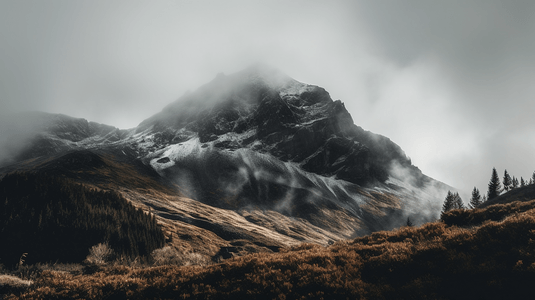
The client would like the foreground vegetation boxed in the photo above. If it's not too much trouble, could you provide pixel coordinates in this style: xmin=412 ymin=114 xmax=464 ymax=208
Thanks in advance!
xmin=3 ymin=195 xmax=535 ymax=299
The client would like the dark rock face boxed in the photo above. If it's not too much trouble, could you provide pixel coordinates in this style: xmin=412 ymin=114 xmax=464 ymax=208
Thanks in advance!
xmin=156 ymin=157 xmax=170 ymax=164
xmin=139 ymin=66 xmax=409 ymax=186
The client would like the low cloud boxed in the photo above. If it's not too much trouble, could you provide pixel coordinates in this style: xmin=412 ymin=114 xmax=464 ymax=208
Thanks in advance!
xmin=0 ymin=112 xmax=46 ymax=166
xmin=388 ymin=159 xmax=460 ymax=225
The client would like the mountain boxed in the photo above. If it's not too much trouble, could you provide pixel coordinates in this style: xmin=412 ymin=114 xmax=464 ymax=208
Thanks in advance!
xmin=0 ymin=65 xmax=453 ymax=263
xmin=0 ymin=111 xmax=126 ymax=165
xmin=138 ymin=65 xmax=400 ymax=185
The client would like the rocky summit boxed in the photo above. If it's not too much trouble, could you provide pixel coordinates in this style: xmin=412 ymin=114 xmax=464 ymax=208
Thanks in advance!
xmin=0 ymin=65 xmax=453 ymax=259
xmin=139 ymin=64 xmax=398 ymax=185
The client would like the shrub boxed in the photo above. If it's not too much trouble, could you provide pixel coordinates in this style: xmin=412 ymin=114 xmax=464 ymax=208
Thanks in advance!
xmin=85 ymin=243 xmax=114 ymax=265
xmin=441 ymin=199 xmax=535 ymax=227
xmin=182 ymin=253 xmax=210 ymax=267
xmin=151 ymin=246 xmax=183 ymax=266
xmin=151 ymin=247 xmax=209 ymax=266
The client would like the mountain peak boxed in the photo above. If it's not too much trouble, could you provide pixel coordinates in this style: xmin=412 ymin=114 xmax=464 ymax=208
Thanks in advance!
xmin=230 ymin=63 xmax=298 ymax=91
xmin=137 ymin=65 xmax=314 ymax=131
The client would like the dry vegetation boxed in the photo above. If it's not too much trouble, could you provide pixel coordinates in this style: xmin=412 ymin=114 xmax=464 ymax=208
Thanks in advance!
xmin=3 ymin=198 xmax=535 ymax=299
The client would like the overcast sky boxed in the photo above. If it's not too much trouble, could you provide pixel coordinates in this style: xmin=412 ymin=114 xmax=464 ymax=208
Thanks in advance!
xmin=1 ymin=0 xmax=535 ymax=196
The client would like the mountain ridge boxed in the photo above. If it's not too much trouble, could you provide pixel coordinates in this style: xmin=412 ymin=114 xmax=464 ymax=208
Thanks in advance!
xmin=0 ymin=65 xmax=454 ymax=261
xmin=136 ymin=65 xmax=413 ymax=186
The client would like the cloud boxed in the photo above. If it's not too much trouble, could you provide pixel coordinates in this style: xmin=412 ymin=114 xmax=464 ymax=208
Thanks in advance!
xmin=1 ymin=0 xmax=535 ymax=198
xmin=350 ymin=0 xmax=535 ymax=194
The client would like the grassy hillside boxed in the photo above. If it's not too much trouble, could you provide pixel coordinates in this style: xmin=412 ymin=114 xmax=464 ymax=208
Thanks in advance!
xmin=4 ymin=194 xmax=535 ymax=299
xmin=480 ymin=184 xmax=535 ymax=208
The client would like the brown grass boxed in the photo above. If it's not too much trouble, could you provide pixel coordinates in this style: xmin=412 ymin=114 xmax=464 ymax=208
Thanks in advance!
xmin=6 ymin=198 xmax=535 ymax=299
xmin=441 ymin=198 xmax=535 ymax=227
xmin=0 ymin=275 xmax=32 ymax=295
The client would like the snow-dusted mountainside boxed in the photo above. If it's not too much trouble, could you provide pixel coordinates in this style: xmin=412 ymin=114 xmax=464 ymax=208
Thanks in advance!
xmin=0 ymin=65 xmax=453 ymax=258
xmin=0 ymin=111 xmax=127 ymax=164
xmin=131 ymin=65 xmax=449 ymax=221
xmin=137 ymin=65 xmax=406 ymax=185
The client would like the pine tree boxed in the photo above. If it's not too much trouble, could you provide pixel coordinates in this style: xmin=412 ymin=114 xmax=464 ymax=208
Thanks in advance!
xmin=406 ymin=217 xmax=413 ymax=227
xmin=441 ymin=191 xmax=455 ymax=216
xmin=530 ymin=178 xmax=534 ymax=185
xmin=521 ymin=177 xmax=526 ymax=187
xmin=532 ymin=171 xmax=535 ymax=185
xmin=482 ymin=195 xmax=487 ymax=203
xmin=487 ymin=168 xmax=502 ymax=200
xmin=512 ymin=177 xmax=519 ymax=189
xmin=452 ymin=192 xmax=464 ymax=209
xmin=503 ymin=170 xmax=512 ymax=192
xmin=0 ymin=172 xmax=165 ymax=265
xmin=469 ymin=187 xmax=482 ymax=209
xmin=441 ymin=191 xmax=464 ymax=218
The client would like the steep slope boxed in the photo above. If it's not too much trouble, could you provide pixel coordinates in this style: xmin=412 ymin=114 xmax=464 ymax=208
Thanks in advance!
xmin=0 ymin=172 xmax=164 ymax=266
xmin=0 ymin=65 xmax=453 ymax=261
xmin=137 ymin=64 xmax=408 ymax=185
xmin=132 ymin=65 xmax=451 ymax=230
xmin=0 ymin=150 xmax=346 ymax=260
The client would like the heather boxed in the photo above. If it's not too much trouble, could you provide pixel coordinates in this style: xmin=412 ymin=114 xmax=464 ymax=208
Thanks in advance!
xmin=4 ymin=198 xmax=535 ymax=299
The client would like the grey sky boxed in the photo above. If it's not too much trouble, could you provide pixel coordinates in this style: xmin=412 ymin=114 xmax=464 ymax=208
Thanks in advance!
xmin=1 ymin=0 xmax=535 ymax=197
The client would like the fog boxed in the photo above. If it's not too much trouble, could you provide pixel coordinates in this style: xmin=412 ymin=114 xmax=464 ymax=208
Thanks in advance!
xmin=2 ymin=0 xmax=535 ymax=197
xmin=0 ymin=113 xmax=43 ymax=165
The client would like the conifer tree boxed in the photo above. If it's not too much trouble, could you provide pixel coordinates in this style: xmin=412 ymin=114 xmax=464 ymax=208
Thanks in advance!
xmin=0 ymin=172 xmax=165 ymax=265
xmin=532 ymin=171 xmax=535 ymax=185
xmin=469 ymin=187 xmax=482 ymax=209
xmin=503 ymin=170 xmax=512 ymax=192
xmin=452 ymin=192 xmax=464 ymax=209
xmin=521 ymin=177 xmax=526 ymax=187
xmin=441 ymin=191 xmax=455 ymax=216
xmin=441 ymin=191 xmax=464 ymax=219
xmin=512 ymin=177 xmax=519 ymax=189
xmin=482 ymin=195 xmax=487 ymax=203
xmin=487 ymin=168 xmax=502 ymax=200
xmin=530 ymin=178 xmax=534 ymax=185
xmin=406 ymin=217 xmax=413 ymax=227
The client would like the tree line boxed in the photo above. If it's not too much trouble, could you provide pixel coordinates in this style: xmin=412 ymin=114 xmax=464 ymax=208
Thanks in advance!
xmin=441 ymin=168 xmax=535 ymax=216
xmin=0 ymin=172 xmax=165 ymax=266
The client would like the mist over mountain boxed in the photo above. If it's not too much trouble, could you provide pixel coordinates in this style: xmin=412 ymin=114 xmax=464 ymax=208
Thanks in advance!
xmin=139 ymin=64 xmax=404 ymax=184
xmin=0 ymin=65 xmax=453 ymax=261
xmin=0 ymin=112 xmax=125 ymax=165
